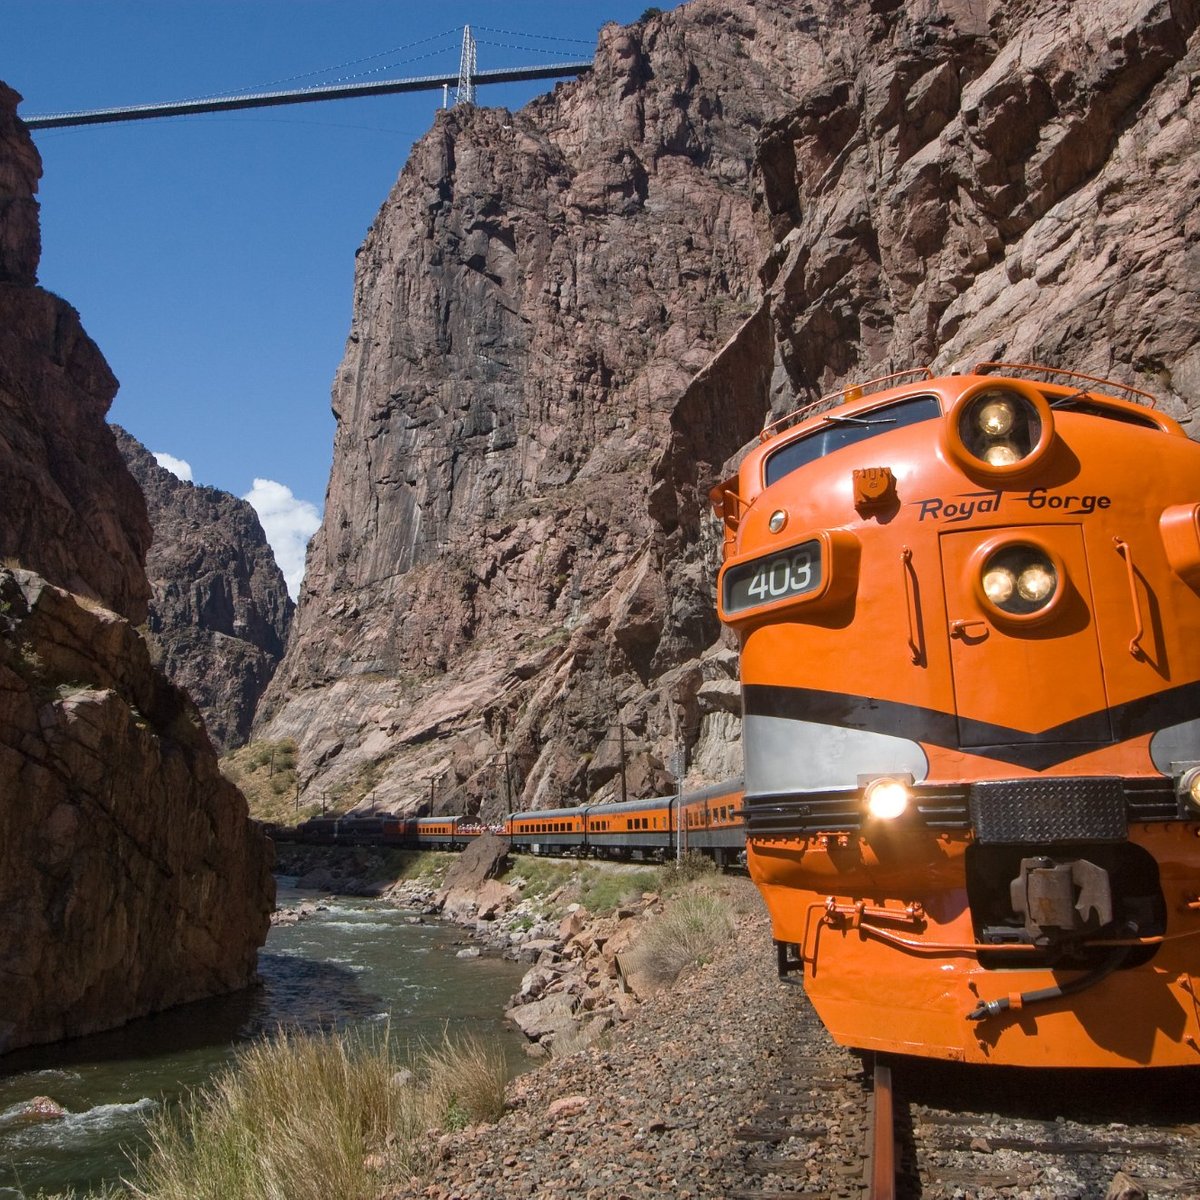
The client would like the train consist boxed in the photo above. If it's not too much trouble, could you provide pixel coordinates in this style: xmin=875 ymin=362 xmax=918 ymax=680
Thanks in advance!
xmin=281 ymin=779 xmax=746 ymax=866
xmin=711 ymin=362 xmax=1200 ymax=1068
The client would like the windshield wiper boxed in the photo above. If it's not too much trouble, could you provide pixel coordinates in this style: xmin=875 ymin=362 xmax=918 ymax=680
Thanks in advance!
xmin=823 ymin=412 xmax=899 ymax=428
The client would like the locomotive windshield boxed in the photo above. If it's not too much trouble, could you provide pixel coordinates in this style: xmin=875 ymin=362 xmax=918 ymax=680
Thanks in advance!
xmin=764 ymin=394 xmax=942 ymax=486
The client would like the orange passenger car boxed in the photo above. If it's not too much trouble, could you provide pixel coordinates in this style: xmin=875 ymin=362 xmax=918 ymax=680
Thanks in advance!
xmin=713 ymin=364 xmax=1200 ymax=1068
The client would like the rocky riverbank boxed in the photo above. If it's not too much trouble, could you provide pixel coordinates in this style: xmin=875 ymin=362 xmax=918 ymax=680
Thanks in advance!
xmin=276 ymin=838 xmax=793 ymax=1197
xmin=390 ymin=875 xmax=793 ymax=1199
xmin=274 ymin=836 xmax=710 ymax=1058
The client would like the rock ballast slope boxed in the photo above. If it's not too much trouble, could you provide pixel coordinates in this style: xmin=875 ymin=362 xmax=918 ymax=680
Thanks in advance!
xmin=260 ymin=0 xmax=1200 ymax=817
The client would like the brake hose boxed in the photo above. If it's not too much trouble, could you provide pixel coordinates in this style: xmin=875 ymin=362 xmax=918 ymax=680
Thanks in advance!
xmin=966 ymin=936 xmax=1134 ymax=1022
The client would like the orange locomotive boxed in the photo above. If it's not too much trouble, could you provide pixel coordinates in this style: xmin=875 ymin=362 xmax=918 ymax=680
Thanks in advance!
xmin=712 ymin=363 xmax=1200 ymax=1068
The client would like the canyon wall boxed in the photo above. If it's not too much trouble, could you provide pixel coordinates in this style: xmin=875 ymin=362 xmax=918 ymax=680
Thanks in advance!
xmin=260 ymin=0 xmax=1200 ymax=817
xmin=0 ymin=83 xmax=273 ymax=1053
xmin=114 ymin=427 xmax=294 ymax=751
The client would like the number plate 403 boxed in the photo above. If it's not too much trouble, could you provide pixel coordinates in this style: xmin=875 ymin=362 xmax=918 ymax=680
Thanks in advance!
xmin=718 ymin=531 xmax=860 ymax=622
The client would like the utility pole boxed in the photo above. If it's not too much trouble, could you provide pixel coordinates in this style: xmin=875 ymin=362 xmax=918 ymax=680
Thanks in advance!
xmin=503 ymin=751 xmax=513 ymax=815
xmin=618 ymin=722 xmax=628 ymax=805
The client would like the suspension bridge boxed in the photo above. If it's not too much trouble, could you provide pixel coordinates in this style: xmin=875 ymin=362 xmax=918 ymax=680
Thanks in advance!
xmin=22 ymin=26 xmax=593 ymax=131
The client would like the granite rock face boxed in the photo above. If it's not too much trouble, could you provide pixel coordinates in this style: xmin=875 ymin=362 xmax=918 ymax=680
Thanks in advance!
xmin=113 ymin=427 xmax=294 ymax=751
xmin=260 ymin=0 xmax=1200 ymax=817
xmin=0 ymin=83 xmax=150 ymax=624
xmin=0 ymin=570 xmax=274 ymax=1052
xmin=0 ymin=83 xmax=273 ymax=1053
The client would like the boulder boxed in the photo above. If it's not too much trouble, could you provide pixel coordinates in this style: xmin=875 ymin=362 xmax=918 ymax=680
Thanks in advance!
xmin=505 ymin=992 xmax=579 ymax=1042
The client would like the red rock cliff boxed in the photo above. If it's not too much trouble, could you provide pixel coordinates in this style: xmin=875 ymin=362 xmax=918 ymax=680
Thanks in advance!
xmin=260 ymin=0 xmax=1200 ymax=816
xmin=0 ymin=83 xmax=274 ymax=1053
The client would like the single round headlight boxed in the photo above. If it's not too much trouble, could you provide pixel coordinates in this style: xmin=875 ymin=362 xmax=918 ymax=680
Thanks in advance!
xmin=981 ymin=545 xmax=1058 ymax=616
xmin=983 ymin=441 xmax=1021 ymax=466
xmin=982 ymin=565 xmax=1016 ymax=604
xmin=1017 ymin=563 xmax=1055 ymax=603
xmin=978 ymin=399 xmax=1015 ymax=436
xmin=864 ymin=777 xmax=910 ymax=820
xmin=768 ymin=509 xmax=788 ymax=534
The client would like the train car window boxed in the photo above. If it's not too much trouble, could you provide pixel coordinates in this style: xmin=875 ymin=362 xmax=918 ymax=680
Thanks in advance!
xmin=765 ymin=394 xmax=942 ymax=486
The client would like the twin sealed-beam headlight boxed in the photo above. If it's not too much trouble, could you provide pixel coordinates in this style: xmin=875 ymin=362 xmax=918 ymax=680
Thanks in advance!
xmin=973 ymin=539 xmax=1065 ymax=623
xmin=981 ymin=548 xmax=1057 ymax=612
xmin=863 ymin=776 xmax=911 ymax=820
xmin=945 ymin=381 xmax=1054 ymax=477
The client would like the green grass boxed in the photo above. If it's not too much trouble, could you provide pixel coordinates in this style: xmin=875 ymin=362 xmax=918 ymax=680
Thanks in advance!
xmin=502 ymin=859 xmax=662 ymax=916
xmin=373 ymin=849 xmax=455 ymax=885
xmin=576 ymin=868 xmax=659 ymax=914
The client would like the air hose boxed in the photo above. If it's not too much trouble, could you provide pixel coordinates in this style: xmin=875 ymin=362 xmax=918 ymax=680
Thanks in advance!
xmin=966 ymin=937 xmax=1134 ymax=1022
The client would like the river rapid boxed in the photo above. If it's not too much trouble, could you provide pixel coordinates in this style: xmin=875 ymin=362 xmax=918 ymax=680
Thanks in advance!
xmin=0 ymin=883 xmax=528 ymax=1198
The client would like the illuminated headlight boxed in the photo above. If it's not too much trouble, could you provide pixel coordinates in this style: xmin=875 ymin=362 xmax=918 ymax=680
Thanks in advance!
xmin=983 ymin=441 xmax=1020 ymax=466
xmin=981 ymin=545 xmax=1058 ymax=616
xmin=864 ymin=777 xmax=911 ymax=820
xmin=982 ymin=565 xmax=1016 ymax=604
xmin=978 ymin=399 xmax=1015 ymax=436
xmin=959 ymin=387 xmax=1042 ymax=469
xmin=768 ymin=509 xmax=788 ymax=534
xmin=1180 ymin=767 xmax=1200 ymax=815
xmin=1017 ymin=563 xmax=1055 ymax=603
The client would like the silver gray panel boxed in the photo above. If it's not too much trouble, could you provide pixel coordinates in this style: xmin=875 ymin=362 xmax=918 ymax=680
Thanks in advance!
xmin=743 ymin=713 xmax=929 ymax=794
xmin=1150 ymin=717 xmax=1200 ymax=774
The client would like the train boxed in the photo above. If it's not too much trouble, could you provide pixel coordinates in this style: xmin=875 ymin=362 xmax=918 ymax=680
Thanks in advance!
xmin=710 ymin=361 xmax=1200 ymax=1068
xmin=276 ymin=779 xmax=746 ymax=867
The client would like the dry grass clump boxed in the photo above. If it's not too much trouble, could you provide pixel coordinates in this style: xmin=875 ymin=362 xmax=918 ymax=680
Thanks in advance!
xmin=120 ymin=1025 xmax=507 ymax=1200
xmin=422 ymin=1031 xmax=509 ymax=1130
xmin=621 ymin=884 xmax=737 ymax=989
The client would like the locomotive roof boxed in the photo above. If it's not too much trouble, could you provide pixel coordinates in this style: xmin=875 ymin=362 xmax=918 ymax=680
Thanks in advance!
xmin=760 ymin=363 xmax=1163 ymax=445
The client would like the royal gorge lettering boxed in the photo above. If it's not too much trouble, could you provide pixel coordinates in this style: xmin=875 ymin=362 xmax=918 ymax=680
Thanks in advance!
xmin=916 ymin=487 xmax=1112 ymax=522
xmin=917 ymin=490 xmax=1002 ymax=522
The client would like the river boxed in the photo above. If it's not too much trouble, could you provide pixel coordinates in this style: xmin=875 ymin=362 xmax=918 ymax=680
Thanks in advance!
xmin=0 ymin=884 xmax=528 ymax=1199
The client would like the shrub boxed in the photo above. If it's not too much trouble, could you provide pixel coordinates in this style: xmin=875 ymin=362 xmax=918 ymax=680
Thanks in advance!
xmin=621 ymin=888 xmax=735 ymax=989
xmin=662 ymin=850 xmax=717 ymax=886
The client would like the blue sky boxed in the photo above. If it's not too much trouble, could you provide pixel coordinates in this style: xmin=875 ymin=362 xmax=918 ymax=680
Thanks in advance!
xmin=6 ymin=1 xmax=680 ymax=594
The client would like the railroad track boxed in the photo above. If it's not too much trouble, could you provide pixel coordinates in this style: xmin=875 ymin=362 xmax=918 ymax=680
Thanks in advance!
xmin=729 ymin=986 xmax=888 ymax=1199
xmin=900 ymin=1059 xmax=1200 ymax=1198
xmin=734 ymin=985 xmax=1200 ymax=1198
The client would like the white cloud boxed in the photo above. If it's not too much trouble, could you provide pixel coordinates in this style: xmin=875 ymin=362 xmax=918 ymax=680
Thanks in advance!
xmin=243 ymin=478 xmax=322 ymax=601
xmin=152 ymin=452 xmax=193 ymax=481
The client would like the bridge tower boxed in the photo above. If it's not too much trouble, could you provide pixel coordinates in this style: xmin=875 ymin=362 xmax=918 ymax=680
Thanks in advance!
xmin=455 ymin=25 xmax=477 ymax=106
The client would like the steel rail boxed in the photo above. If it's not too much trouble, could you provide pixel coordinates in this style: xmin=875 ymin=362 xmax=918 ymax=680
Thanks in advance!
xmin=21 ymin=62 xmax=593 ymax=130
xmin=870 ymin=1057 xmax=897 ymax=1200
